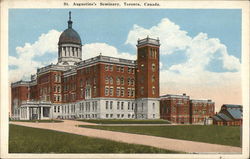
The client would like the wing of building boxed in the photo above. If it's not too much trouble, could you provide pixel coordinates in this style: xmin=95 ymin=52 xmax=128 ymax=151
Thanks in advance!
xmin=11 ymin=12 xmax=160 ymax=120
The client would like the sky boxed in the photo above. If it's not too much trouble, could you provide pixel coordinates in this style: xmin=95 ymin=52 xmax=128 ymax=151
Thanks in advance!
xmin=9 ymin=9 xmax=242 ymax=112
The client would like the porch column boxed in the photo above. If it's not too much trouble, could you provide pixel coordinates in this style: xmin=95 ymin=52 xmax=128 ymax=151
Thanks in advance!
xmin=27 ymin=107 xmax=30 ymax=120
xmin=41 ymin=107 xmax=44 ymax=119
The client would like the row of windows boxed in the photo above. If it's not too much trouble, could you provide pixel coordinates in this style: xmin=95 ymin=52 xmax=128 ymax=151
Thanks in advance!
xmin=54 ymin=94 xmax=61 ymax=102
xmin=105 ymin=86 xmax=135 ymax=97
xmin=54 ymin=74 xmax=61 ymax=83
xmin=54 ymin=104 xmax=76 ymax=114
xmin=79 ymin=101 xmax=98 ymax=112
xmin=140 ymin=87 xmax=156 ymax=95
xmin=140 ymin=63 xmax=156 ymax=72
xmin=105 ymin=64 xmax=135 ymax=73
xmin=79 ymin=114 xmax=97 ymax=118
xmin=105 ymin=114 xmax=135 ymax=119
xmin=105 ymin=101 xmax=135 ymax=110
xmin=105 ymin=76 xmax=135 ymax=86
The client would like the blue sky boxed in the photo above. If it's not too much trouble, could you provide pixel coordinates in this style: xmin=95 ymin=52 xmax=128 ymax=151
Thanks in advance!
xmin=9 ymin=9 xmax=241 ymax=60
xmin=9 ymin=9 xmax=242 ymax=109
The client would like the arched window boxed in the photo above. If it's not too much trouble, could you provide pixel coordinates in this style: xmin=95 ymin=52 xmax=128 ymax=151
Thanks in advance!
xmin=116 ymin=77 xmax=120 ymax=85
xmin=152 ymin=86 xmax=156 ymax=95
xmin=152 ymin=75 xmax=155 ymax=82
xmin=110 ymin=77 xmax=113 ymax=84
xmin=105 ymin=76 xmax=109 ymax=84
xmin=152 ymin=63 xmax=156 ymax=72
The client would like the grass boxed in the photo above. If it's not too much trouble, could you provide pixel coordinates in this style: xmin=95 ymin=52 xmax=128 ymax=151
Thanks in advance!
xmin=77 ymin=119 xmax=170 ymax=124
xmin=80 ymin=125 xmax=241 ymax=147
xmin=10 ymin=119 xmax=63 ymax=123
xmin=9 ymin=124 xmax=180 ymax=153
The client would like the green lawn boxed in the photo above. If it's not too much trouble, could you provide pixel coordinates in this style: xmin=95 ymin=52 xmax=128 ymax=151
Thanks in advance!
xmin=9 ymin=124 xmax=179 ymax=153
xmin=80 ymin=125 xmax=241 ymax=147
xmin=77 ymin=119 xmax=170 ymax=124
xmin=10 ymin=119 xmax=63 ymax=123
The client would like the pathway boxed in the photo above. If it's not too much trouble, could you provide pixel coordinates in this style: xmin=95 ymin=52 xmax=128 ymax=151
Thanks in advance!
xmin=10 ymin=120 xmax=242 ymax=153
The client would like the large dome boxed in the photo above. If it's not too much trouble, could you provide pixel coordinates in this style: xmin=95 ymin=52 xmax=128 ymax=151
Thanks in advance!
xmin=58 ymin=28 xmax=82 ymax=45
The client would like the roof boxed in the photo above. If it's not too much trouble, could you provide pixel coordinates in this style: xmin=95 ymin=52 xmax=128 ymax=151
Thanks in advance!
xmin=222 ymin=104 xmax=242 ymax=109
xmin=58 ymin=28 xmax=82 ymax=45
xmin=217 ymin=113 xmax=233 ymax=121
xmin=212 ymin=115 xmax=223 ymax=121
xmin=227 ymin=109 xmax=242 ymax=120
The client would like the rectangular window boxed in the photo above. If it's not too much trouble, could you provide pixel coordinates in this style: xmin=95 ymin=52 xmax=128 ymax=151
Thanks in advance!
xmin=105 ymin=86 xmax=109 ymax=96
xmin=105 ymin=65 xmax=109 ymax=71
xmin=121 ymin=102 xmax=124 ymax=110
xmin=117 ymin=101 xmax=120 ymax=110
xmin=109 ymin=65 xmax=113 ymax=71
xmin=106 ymin=114 xmax=109 ymax=118
xmin=106 ymin=101 xmax=109 ymax=109
xmin=110 ymin=114 xmax=113 ymax=118
xmin=54 ymin=106 xmax=56 ymax=113
xmin=121 ymin=67 xmax=124 ymax=72
xmin=116 ymin=87 xmax=120 ymax=96
xmin=110 ymin=101 xmax=113 ymax=109
xmin=121 ymin=87 xmax=124 ymax=97
xmin=110 ymin=87 xmax=114 ymax=96
xmin=117 ymin=66 xmax=120 ymax=72
xmin=128 ymin=102 xmax=130 ymax=110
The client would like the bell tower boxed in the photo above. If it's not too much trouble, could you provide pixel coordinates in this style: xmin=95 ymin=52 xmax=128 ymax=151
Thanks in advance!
xmin=135 ymin=36 xmax=160 ymax=119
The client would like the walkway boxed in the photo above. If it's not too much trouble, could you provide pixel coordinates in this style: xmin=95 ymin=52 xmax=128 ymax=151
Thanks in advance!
xmin=10 ymin=120 xmax=242 ymax=153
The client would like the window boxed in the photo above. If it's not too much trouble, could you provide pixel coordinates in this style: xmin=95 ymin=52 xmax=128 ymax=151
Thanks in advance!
xmin=153 ymin=114 xmax=155 ymax=118
xmin=106 ymin=101 xmax=109 ymax=109
xmin=116 ymin=77 xmax=120 ymax=85
xmin=116 ymin=87 xmax=120 ymax=96
xmin=106 ymin=114 xmax=109 ymax=118
xmin=141 ymin=64 xmax=144 ymax=72
xmin=152 ymin=63 xmax=156 ymax=72
xmin=128 ymin=67 xmax=131 ymax=73
xmin=131 ymin=89 xmax=135 ymax=97
xmin=121 ymin=102 xmax=124 ymax=110
xmin=110 ymin=77 xmax=113 ymax=84
xmin=117 ymin=114 xmax=120 ymax=118
xmin=110 ymin=101 xmax=113 ymax=109
xmin=93 ymin=77 xmax=96 ymax=84
xmin=121 ymin=67 xmax=124 ymax=72
xmin=121 ymin=114 xmax=124 ymax=118
xmin=109 ymin=65 xmax=113 ymax=71
xmin=116 ymin=66 xmax=120 ymax=72
xmin=141 ymin=87 xmax=144 ymax=95
xmin=152 ymin=76 xmax=155 ymax=82
xmin=110 ymin=87 xmax=114 ymax=96
xmin=121 ymin=77 xmax=124 ymax=85
xmin=54 ymin=106 xmax=56 ymax=113
xmin=121 ymin=87 xmax=124 ymax=97
xmin=105 ymin=65 xmax=109 ymax=71
xmin=117 ymin=101 xmax=120 ymax=109
xmin=93 ymin=86 xmax=97 ymax=96
xmin=153 ymin=103 xmax=155 ymax=110
xmin=131 ymin=79 xmax=134 ymax=86
xmin=105 ymin=76 xmax=109 ymax=84
xmin=110 ymin=114 xmax=113 ymax=118
xmin=127 ymin=88 xmax=131 ymax=97
xmin=128 ymin=102 xmax=130 ymax=110
xmin=152 ymin=86 xmax=156 ymax=95
xmin=105 ymin=86 xmax=109 ymax=96
xmin=127 ymin=78 xmax=130 ymax=85
xmin=132 ymin=103 xmax=134 ymax=110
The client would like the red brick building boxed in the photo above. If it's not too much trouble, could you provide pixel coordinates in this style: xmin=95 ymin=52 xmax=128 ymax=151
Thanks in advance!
xmin=11 ymin=12 xmax=160 ymax=120
xmin=160 ymin=94 xmax=215 ymax=124
xmin=212 ymin=104 xmax=242 ymax=126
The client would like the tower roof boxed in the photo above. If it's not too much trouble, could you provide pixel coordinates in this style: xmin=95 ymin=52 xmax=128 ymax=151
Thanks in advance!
xmin=58 ymin=11 xmax=82 ymax=45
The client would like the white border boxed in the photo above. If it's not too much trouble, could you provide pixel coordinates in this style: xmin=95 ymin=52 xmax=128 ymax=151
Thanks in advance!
xmin=1 ymin=0 xmax=249 ymax=159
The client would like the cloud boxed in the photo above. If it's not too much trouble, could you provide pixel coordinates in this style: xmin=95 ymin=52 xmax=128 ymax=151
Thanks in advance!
xmin=126 ymin=18 xmax=241 ymax=110
xmin=9 ymin=29 xmax=61 ymax=82
xmin=9 ymin=31 xmax=136 ymax=82
xmin=82 ymin=43 xmax=136 ymax=60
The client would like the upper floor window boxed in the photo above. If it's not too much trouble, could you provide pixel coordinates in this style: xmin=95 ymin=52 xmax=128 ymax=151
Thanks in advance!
xmin=105 ymin=76 xmax=109 ymax=84
xmin=152 ymin=63 xmax=156 ymax=72
xmin=105 ymin=86 xmax=109 ymax=96
xmin=109 ymin=65 xmax=113 ymax=71
xmin=152 ymin=86 xmax=156 ymax=95
xmin=116 ymin=77 xmax=120 ymax=85
xmin=110 ymin=77 xmax=113 ymax=85
xmin=105 ymin=65 xmax=109 ymax=71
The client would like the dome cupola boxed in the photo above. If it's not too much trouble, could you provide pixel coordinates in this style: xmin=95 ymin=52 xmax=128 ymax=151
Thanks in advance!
xmin=57 ymin=11 xmax=82 ymax=66
xmin=58 ymin=12 xmax=82 ymax=45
